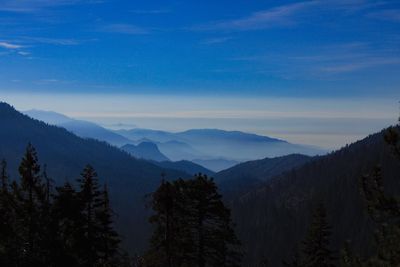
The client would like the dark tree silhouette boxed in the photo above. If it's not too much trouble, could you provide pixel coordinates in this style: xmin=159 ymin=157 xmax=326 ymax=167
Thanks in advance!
xmin=340 ymin=241 xmax=361 ymax=267
xmin=146 ymin=174 xmax=241 ymax=267
xmin=302 ymin=204 xmax=335 ymax=267
xmin=97 ymin=184 xmax=121 ymax=266
xmin=361 ymin=123 xmax=400 ymax=266
xmin=15 ymin=143 xmax=47 ymax=266
xmin=282 ymin=248 xmax=301 ymax=267
xmin=146 ymin=179 xmax=190 ymax=267
xmin=0 ymin=144 xmax=126 ymax=267
xmin=0 ymin=159 xmax=18 ymax=266
xmin=77 ymin=165 xmax=103 ymax=267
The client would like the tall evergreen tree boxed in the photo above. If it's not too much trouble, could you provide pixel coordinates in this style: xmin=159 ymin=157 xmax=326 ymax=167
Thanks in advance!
xmin=39 ymin=164 xmax=57 ymax=266
xmin=283 ymin=248 xmax=301 ymax=267
xmin=51 ymin=181 xmax=83 ymax=267
xmin=146 ymin=179 xmax=187 ymax=267
xmin=187 ymin=175 xmax=241 ymax=267
xmin=340 ymin=241 xmax=361 ymax=267
xmin=77 ymin=164 xmax=103 ymax=267
xmin=302 ymin=204 xmax=335 ymax=267
xmin=15 ymin=143 xmax=47 ymax=266
xmin=360 ymin=123 xmax=400 ymax=266
xmin=0 ymin=145 xmax=126 ymax=267
xmin=146 ymin=174 xmax=241 ymax=267
xmin=0 ymin=159 xmax=18 ymax=266
xmin=97 ymin=184 xmax=121 ymax=266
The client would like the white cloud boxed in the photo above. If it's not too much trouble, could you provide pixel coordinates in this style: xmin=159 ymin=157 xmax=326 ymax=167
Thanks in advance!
xmin=101 ymin=24 xmax=149 ymax=35
xmin=130 ymin=9 xmax=170 ymax=15
xmin=228 ymin=41 xmax=400 ymax=78
xmin=367 ymin=9 xmax=400 ymax=22
xmin=20 ymin=37 xmax=81 ymax=45
xmin=190 ymin=0 xmax=386 ymax=32
xmin=0 ymin=41 xmax=23 ymax=49
xmin=192 ymin=2 xmax=316 ymax=31
xmin=0 ymin=0 xmax=102 ymax=13
xmin=201 ymin=36 xmax=233 ymax=45
xmin=18 ymin=51 xmax=30 ymax=56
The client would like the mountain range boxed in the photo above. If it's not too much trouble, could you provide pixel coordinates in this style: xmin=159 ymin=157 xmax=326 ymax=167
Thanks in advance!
xmin=121 ymin=142 xmax=170 ymax=162
xmin=24 ymin=109 xmax=133 ymax=147
xmin=215 ymin=154 xmax=313 ymax=197
xmin=25 ymin=109 xmax=325 ymax=171
xmin=116 ymin=128 xmax=325 ymax=164
xmin=228 ymin=127 xmax=400 ymax=266
xmin=2 ymin=103 xmax=188 ymax=253
xmin=4 ymin=102 xmax=400 ymax=266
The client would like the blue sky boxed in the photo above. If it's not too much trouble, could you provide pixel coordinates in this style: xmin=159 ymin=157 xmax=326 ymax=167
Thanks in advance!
xmin=0 ymin=0 xmax=399 ymax=148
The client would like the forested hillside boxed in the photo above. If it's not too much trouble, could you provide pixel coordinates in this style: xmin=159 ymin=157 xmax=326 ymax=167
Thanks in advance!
xmin=231 ymin=127 xmax=400 ymax=266
xmin=153 ymin=160 xmax=214 ymax=176
xmin=215 ymin=154 xmax=312 ymax=196
xmin=0 ymin=102 xmax=188 ymax=253
xmin=121 ymin=142 xmax=170 ymax=162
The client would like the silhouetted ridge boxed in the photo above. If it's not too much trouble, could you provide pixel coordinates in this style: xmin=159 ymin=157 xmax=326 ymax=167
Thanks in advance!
xmin=0 ymin=102 xmax=188 ymax=254
xmin=231 ymin=126 xmax=400 ymax=266
xmin=153 ymin=160 xmax=215 ymax=176
xmin=121 ymin=142 xmax=170 ymax=162
xmin=214 ymin=154 xmax=313 ymax=195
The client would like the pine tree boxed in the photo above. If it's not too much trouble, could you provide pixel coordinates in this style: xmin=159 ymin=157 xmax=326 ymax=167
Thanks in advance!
xmin=0 ymin=146 xmax=126 ymax=266
xmin=187 ymin=174 xmax=241 ymax=267
xmin=146 ymin=174 xmax=241 ymax=267
xmin=77 ymin=164 xmax=103 ymax=267
xmin=340 ymin=241 xmax=361 ymax=267
xmin=146 ymin=179 xmax=186 ymax=267
xmin=51 ymin=181 xmax=83 ymax=267
xmin=97 ymin=184 xmax=121 ymax=266
xmin=302 ymin=204 xmax=335 ymax=267
xmin=360 ymin=123 xmax=400 ymax=266
xmin=283 ymin=248 xmax=301 ymax=267
xmin=15 ymin=143 xmax=47 ymax=266
xmin=0 ymin=159 xmax=18 ymax=266
xmin=39 ymin=164 xmax=57 ymax=266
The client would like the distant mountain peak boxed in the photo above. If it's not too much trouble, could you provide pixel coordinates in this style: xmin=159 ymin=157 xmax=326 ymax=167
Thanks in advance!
xmin=24 ymin=109 xmax=133 ymax=147
xmin=177 ymin=128 xmax=286 ymax=143
xmin=24 ymin=109 xmax=73 ymax=125
xmin=0 ymin=102 xmax=19 ymax=114
xmin=121 ymin=142 xmax=170 ymax=162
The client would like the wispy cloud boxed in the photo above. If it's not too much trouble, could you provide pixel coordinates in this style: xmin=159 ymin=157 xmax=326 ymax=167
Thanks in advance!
xmin=228 ymin=41 xmax=400 ymax=79
xmin=100 ymin=24 xmax=149 ymax=35
xmin=0 ymin=41 xmax=23 ymax=49
xmin=367 ymin=9 xmax=400 ymax=22
xmin=130 ymin=9 xmax=171 ymax=15
xmin=17 ymin=51 xmax=30 ymax=56
xmin=0 ymin=0 xmax=103 ymax=13
xmin=0 ymin=0 xmax=77 ymax=12
xmin=318 ymin=58 xmax=400 ymax=74
xmin=201 ymin=36 xmax=233 ymax=45
xmin=190 ymin=0 xmax=386 ymax=32
xmin=20 ymin=36 xmax=82 ymax=45
xmin=192 ymin=2 xmax=316 ymax=31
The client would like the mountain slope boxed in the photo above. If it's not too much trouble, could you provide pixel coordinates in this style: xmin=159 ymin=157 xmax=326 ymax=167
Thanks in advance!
xmin=215 ymin=154 xmax=313 ymax=194
xmin=230 ymin=127 xmax=400 ymax=266
xmin=117 ymin=128 xmax=325 ymax=162
xmin=157 ymin=140 xmax=203 ymax=161
xmin=153 ymin=160 xmax=214 ymax=177
xmin=1 ymin=103 xmax=188 ymax=253
xmin=121 ymin=142 xmax=170 ymax=162
xmin=24 ymin=110 xmax=133 ymax=147
xmin=24 ymin=109 xmax=73 ymax=124
xmin=192 ymin=158 xmax=239 ymax=172
xmin=116 ymin=128 xmax=176 ymax=143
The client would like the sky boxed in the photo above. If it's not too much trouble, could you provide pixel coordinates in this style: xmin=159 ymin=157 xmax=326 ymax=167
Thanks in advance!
xmin=0 ymin=0 xmax=399 ymax=149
